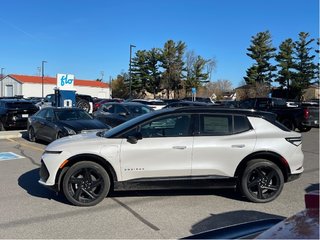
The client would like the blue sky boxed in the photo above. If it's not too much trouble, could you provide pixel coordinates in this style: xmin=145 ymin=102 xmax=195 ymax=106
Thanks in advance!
xmin=1 ymin=0 xmax=319 ymax=88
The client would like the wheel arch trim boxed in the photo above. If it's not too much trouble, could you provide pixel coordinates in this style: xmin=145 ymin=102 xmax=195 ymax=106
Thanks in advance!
xmin=234 ymin=151 xmax=291 ymax=182
xmin=55 ymin=153 xmax=118 ymax=191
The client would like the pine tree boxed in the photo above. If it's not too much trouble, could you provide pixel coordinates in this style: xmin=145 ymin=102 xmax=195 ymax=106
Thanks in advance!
xmin=275 ymin=39 xmax=295 ymax=96
xmin=244 ymin=31 xmax=276 ymax=85
xmin=161 ymin=40 xmax=186 ymax=98
xmin=292 ymin=32 xmax=317 ymax=98
xmin=145 ymin=48 xmax=162 ymax=97
xmin=130 ymin=50 xmax=149 ymax=97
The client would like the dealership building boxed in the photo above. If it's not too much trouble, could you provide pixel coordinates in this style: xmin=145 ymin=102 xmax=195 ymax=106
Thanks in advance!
xmin=0 ymin=74 xmax=111 ymax=98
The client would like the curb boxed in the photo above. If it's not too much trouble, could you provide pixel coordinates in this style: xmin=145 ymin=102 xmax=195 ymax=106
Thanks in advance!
xmin=0 ymin=130 xmax=27 ymax=139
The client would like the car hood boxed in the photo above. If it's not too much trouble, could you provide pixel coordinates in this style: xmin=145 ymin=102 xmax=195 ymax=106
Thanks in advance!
xmin=58 ymin=119 xmax=108 ymax=132
xmin=46 ymin=131 xmax=105 ymax=151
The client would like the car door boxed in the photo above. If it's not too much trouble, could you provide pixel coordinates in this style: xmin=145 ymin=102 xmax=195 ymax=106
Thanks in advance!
xmin=37 ymin=108 xmax=58 ymax=141
xmin=192 ymin=114 xmax=256 ymax=177
xmin=119 ymin=114 xmax=194 ymax=181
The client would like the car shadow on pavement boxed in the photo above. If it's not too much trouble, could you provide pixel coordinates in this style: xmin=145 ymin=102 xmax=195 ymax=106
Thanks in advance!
xmin=188 ymin=210 xmax=285 ymax=236
xmin=18 ymin=168 xmax=70 ymax=205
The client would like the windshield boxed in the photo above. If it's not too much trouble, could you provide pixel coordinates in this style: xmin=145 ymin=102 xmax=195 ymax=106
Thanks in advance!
xmin=55 ymin=109 xmax=93 ymax=121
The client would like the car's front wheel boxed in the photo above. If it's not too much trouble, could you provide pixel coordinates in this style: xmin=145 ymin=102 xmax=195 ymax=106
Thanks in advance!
xmin=28 ymin=127 xmax=36 ymax=142
xmin=62 ymin=161 xmax=110 ymax=206
xmin=239 ymin=159 xmax=284 ymax=203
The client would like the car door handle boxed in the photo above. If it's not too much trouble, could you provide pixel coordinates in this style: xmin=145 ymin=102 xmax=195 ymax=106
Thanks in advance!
xmin=172 ymin=146 xmax=187 ymax=150
xmin=231 ymin=144 xmax=245 ymax=148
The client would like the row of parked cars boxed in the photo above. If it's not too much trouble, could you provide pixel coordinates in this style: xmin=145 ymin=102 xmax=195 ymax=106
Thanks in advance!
xmin=0 ymin=96 xmax=318 ymax=143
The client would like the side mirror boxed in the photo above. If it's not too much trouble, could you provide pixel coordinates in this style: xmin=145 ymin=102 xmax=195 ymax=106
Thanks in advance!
xmin=127 ymin=132 xmax=142 ymax=144
xmin=119 ymin=112 xmax=128 ymax=117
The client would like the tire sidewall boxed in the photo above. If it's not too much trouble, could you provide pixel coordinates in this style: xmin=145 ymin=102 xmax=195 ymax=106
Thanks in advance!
xmin=62 ymin=161 xmax=110 ymax=206
xmin=240 ymin=159 xmax=284 ymax=203
xmin=28 ymin=127 xmax=35 ymax=142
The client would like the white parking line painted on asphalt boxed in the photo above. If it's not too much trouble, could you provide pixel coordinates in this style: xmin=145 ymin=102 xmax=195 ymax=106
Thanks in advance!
xmin=0 ymin=152 xmax=25 ymax=161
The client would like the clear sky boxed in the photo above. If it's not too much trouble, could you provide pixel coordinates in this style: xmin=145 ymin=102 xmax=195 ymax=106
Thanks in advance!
xmin=1 ymin=0 xmax=319 ymax=88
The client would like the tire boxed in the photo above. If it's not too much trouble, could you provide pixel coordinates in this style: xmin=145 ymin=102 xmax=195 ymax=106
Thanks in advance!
xmin=281 ymin=119 xmax=295 ymax=131
xmin=298 ymin=126 xmax=311 ymax=132
xmin=62 ymin=161 xmax=110 ymax=206
xmin=28 ymin=127 xmax=36 ymax=142
xmin=239 ymin=159 xmax=284 ymax=203
xmin=76 ymin=99 xmax=90 ymax=113
xmin=0 ymin=121 xmax=5 ymax=131
xmin=56 ymin=131 xmax=64 ymax=140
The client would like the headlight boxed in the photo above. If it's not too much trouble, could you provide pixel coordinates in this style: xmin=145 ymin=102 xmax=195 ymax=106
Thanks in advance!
xmin=64 ymin=126 xmax=77 ymax=135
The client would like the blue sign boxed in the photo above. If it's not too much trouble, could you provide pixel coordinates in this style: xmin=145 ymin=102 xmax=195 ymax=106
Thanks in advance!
xmin=191 ymin=87 xmax=196 ymax=94
xmin=0 ymin=152 xmax=24 ymax=161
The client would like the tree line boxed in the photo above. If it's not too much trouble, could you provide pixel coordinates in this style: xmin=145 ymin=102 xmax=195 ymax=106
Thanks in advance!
xmin=111 ymin=32 xmax=319 ymax=100
xmin=244 ymin=31 xmax=319 ymax=99
xmin=111 ymin=40 xmax=216 ymax=99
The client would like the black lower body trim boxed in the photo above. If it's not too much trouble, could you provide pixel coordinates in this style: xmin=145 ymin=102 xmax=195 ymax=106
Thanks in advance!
xmin=114 ymin=176 xmax=237 ymax=191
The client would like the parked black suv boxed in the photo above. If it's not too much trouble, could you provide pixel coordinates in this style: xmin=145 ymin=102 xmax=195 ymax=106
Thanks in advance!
xmin=0 ymin=99 xmax=38 ymax=130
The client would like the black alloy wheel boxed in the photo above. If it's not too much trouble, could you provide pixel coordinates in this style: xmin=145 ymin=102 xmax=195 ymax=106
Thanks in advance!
xmin=240 ymin=159 xmax=284 ymax=203
xmin=28 ymin=127 xmax=36 ymax=142
xmin=62 ymin=161 xmax=110 ymax=206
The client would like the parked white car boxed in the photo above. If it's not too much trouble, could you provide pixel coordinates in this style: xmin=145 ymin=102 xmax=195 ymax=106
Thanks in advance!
xmin=39 ymin=107 xmax=304 ymax=206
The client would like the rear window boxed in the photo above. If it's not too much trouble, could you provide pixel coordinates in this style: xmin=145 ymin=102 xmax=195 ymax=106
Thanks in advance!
xmin=234 ymin=115 xmax=252 ymax=133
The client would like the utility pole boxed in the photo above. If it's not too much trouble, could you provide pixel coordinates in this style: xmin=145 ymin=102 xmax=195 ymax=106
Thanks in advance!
xmin=129 ymin=44 xmax=136 ymax=99
xmin=1 ymin=68 xmax=4 ymax=97
xmin=41 ymin=61 xmax=47 ymax=98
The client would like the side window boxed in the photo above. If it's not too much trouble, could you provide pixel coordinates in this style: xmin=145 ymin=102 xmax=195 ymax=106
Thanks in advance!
xmin=256 ymin=100 xmax=269 ymax=109
xmin=36 ymin=109 xmax=47 ymax=119
xmin=234 ymin=115 xmax=252 ymax=134
xmin=199 ymin=114 xmax=232 ymax=136
xmin=115 ymin=105 xmax=127 ymax=114
xmin=140 ymin=114 xmax=192 ymax=138
xmin=45 ymin=109 xmax=55 ymax=120
xmin=239 ymin=99 xmax=254 ymax=109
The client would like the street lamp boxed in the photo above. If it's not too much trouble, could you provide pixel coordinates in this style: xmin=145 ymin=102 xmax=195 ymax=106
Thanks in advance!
xmin=129 ymin=44 xmax=136 ymax=99
xmin=41 ymin=61 xmax=47 ymax=98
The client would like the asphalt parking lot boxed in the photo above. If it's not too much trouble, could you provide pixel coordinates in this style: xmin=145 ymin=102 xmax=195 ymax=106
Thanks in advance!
xmin=0 ymin=129 xmax=318 ymax=239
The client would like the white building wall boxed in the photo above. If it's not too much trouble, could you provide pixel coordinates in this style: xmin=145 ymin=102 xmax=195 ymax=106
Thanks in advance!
xmin=22 ymin=83 xmax=110 ymax=98
xmin=0 ymin=76 xmax=22 ymax=97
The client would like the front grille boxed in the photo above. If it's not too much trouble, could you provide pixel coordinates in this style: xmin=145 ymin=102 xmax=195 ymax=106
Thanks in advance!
xmin=39 ymin=160 xmax=50 ymax=182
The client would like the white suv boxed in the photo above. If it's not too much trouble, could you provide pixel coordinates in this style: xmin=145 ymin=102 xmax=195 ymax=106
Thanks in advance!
xmin=39 ymin=107 xmax=304 ymax=206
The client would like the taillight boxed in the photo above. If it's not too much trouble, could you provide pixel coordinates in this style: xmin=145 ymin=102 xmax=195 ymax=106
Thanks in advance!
xmin=286 ymin=137 xmax=302 ymax=146
xmin=303 ymin=108 xmax=309 ymax=119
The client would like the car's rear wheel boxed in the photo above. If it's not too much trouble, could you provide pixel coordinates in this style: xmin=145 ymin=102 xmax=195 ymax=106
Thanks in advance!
xmin=281 ymin=119 xmax=295 ymax=131
xmin=76 ymin=99 xmax=90 ymax=113
xmin=239 ymin=159 xmax=284 ymax=203
xmin=28 ymin=127 xmax=36 ymax=142
xmin=62 ymin=161 xmax=110 ymax=206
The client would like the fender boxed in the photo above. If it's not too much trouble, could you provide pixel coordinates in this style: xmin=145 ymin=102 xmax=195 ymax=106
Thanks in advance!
xmin=55 ymin=153 xmax=118 ymax=191
xmin=234 ymin=151 xmax=291 ymax=181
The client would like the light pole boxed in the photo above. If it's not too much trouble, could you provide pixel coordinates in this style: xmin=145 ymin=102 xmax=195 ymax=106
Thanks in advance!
xmin=1 ymin=68 xmax=4 ymax=97
xmin=129 ymin=44 xmax=136 ymax=99
xmin=41 ymin=61 xmax=47 ymax=98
